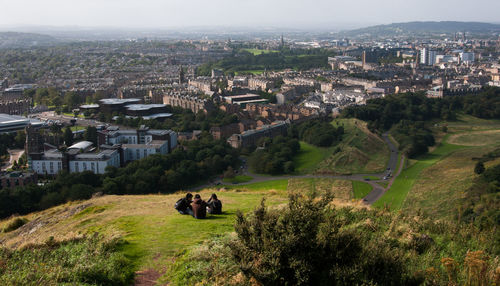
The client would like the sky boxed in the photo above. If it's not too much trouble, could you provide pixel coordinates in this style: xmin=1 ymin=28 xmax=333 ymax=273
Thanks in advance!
xmin=0 ymin=0 xmax=499 ymax=30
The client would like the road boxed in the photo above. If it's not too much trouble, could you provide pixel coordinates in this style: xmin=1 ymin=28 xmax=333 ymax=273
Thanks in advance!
xmin=192 ymin=132 xmax=404 ymax=205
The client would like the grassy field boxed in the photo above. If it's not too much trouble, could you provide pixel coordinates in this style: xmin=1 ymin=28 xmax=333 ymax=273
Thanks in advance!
xmin=316 ymin=118 xmax=390 ymax=174
xmin=375 ymin=114 xmax=500 ymax=211
xmin=373 ymin=140 xmax=464 ymax=210
xmin=0 ymin=188 xmax=289 ymax=271
xmin=402 ymin=146 xmax=500 ymax=219
xmin=352 ymin=181 xmax=373 ymax=199
xmin=447 ymin=129 xmax=500 ymax=146
xmin=234 ymin=70 xmax=264 ymax=75
xmin=241 ymin=48 xmax=278 ymax=56
xmin=222 ymin=179 xmax=289 ymax=191
xmin=222 ymin=175 xmax=253 ymax=184
xmin=293 ymin=141 xmax=334 ymax=174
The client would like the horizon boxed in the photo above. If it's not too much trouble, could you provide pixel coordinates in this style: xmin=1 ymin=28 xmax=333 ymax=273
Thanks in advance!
xmin=1 ymin=0 xmax=499 ymax=31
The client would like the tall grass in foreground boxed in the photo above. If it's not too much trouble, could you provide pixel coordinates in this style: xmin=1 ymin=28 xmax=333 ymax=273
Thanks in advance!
xmin=0 ymin=235 xmax=134 ymax=285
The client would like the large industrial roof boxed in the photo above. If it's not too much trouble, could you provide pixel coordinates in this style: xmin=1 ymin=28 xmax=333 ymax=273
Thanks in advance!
xmin=99 ymin=98 xmax=142 ymax=105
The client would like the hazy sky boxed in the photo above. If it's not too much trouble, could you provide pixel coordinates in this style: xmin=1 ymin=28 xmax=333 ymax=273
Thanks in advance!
xmin=1 ymin=0 xmax=499 ymax=29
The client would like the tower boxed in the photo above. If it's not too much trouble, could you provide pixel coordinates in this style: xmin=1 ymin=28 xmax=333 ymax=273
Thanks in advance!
xmin=280 ymin=34 xmax=284 ymax=49
xmin=362 ymin=50 xmax=366 ymax=70
xmin=462 ymin=31 xmax=466 ymax=42
xmin=178 ymin=65 xmax=185 ymax=84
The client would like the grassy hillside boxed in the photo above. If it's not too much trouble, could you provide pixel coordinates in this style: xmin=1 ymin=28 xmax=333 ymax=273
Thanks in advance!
xmin=375 ymin=114 xmax=500 ymax=211
xmin=292 ymin=141 xmax=334 ymax=174
xmin=0 ymin=178 xmax=364 ymax=284
xmin=316 ymin=118 xmax=389 ymax=174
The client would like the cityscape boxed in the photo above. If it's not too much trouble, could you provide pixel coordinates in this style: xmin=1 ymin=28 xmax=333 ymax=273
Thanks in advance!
xmin=0 ymin=1 xmax=499 ymax=285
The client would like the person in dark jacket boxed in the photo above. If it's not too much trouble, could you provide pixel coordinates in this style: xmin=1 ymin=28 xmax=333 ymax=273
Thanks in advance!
xmin=175 ymin=193 xmax=193 ymax=215
xmin=191 ymin=194 xmax=208 ymax=219
xmin=207 ymin=193 xmax=222 ymax=214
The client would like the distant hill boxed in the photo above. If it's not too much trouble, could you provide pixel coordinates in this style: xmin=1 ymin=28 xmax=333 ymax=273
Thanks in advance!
xmin=340 ymin=21 xmax=500 ymax=38
xmin=0 ymin=32 xmax=58 ymax=48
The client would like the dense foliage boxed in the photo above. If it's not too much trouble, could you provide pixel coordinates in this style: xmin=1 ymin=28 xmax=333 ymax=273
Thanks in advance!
xmin=167 ymin=193 xmax=499 ymax=285
xmin=197 ymin=48 xmax=336 ymax=75
xmin=0 ymin=132 xmax=25 ymax=157
xmin=248 ymin=136 xmax=300 ymax=175
xmin=102 ymin=134 xmax=239 ymax=194
xmin=0 ymin=134 xmax=238 ymax=219
xmin=291 ymin=119 xmax=344 ymax=147
xmin=341 ymin=89 xmax=500 ymax=158
xmin=0 ymin=236 xmax=133 ymax=285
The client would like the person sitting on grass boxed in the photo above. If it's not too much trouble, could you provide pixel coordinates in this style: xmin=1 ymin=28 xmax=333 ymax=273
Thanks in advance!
xmin=191 ymin=194 xmax=208 ymax=219
xmin=174 ymin=193 xmax=193 ymax=215
xmin=207 ymin=193 xmax=222 ymax=214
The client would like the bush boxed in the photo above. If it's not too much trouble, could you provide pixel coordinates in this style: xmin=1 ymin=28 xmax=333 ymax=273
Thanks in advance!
xmin=229 ymin=194 xmax=416 ymax=285
xmin=2 ymin=217 xmax=28 ymax=233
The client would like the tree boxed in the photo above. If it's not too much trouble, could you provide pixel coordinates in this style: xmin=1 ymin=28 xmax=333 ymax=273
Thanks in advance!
xmin=474 ymin=161 xmax=485 ymax=175
xmin=63 ymin=127 xmax=74 ymax=146
xmin=84 ymin=126 xmax=98 ymax=146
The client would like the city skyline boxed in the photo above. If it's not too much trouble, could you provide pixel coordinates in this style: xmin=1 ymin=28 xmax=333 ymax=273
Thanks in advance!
xmin=1 ymin=0 xmax=499 ymax=30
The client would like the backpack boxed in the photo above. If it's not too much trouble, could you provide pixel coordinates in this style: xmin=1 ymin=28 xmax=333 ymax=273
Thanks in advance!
xmin=174 ymin=198 xmax=183 ymax=210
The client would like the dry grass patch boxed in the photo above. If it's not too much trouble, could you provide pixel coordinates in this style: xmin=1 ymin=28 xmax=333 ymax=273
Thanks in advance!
xmin=448 ymin=129 xmax=500 ymax=146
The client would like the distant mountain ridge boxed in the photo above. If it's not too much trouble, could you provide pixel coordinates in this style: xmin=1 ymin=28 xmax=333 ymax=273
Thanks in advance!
xmin=0 ymin=32 xmax=58 ymax=48
xmin=340 ymin=21 xmax=500 ymax=37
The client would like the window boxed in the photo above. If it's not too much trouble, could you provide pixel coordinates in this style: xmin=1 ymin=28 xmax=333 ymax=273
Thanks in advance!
xmin=75 ymin=163 xmax=79 ymax=172
xmin=136 ymin=150 xmax=140 ymax=159
xmin=83 ymin=162 xmax=87 ymax=170
xmin=91 ymin=162 xmax=95 ymax=172
xmin=144 ymin=150 xmax=147 ymax=157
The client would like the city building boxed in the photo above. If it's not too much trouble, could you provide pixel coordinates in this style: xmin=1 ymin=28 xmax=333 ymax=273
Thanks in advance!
xmin=227 ymin=120 xmax=290 ymax=148
xmin=0 ymin=171 xmax=37 ymax=189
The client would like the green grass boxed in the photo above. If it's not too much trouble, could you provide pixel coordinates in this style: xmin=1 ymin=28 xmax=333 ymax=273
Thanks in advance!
xmin=63 ymin=112 xmax=84 ymax=118
xmin=223 ymin=179 xmax=289 ymax=191
xmin=293 ymin=141 xmax=333 ymax=174
xmin=234 ymin=70 xmax=265 ymax=75
xmin=373 ymin=138 xmax=465 ymax=210
xmin=222 ymin=175 xmax=253 ymax=184
xmin=316 ymin=119 xmax=390 ymax=174
xmin=70 ymin=126 xmax=85 ymax=131
xmin=241 ymin=48 xmax=278 ymax=56
xmin=352 ymin=181 xmax=373 ymax=199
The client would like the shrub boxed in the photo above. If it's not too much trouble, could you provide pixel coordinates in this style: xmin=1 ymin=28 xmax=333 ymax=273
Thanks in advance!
xmin=2 ymin=217 xmax=28 ymax=233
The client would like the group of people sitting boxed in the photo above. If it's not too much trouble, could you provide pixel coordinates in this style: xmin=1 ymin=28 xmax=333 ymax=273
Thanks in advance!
xmin=174 ymin=193 xmax=222 ymax=219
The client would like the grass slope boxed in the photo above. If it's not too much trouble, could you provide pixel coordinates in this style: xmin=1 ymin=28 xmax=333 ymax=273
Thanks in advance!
xmin=316 ymin=118 xmax=390 ymax=174
xmin=376 ymin=114 xmax=500 ymax=211
xmin=0 ymin=177 xmax=361 ymax=276
xmin=373 ymin=139 xmax=464 ymax=210
xmin=241 ymin=48 xmax=278 ymax=56
xmin=352 ymin=181 xmax=373 ymax=199
xmin=293 ymin=141 xmax=333 ymax=174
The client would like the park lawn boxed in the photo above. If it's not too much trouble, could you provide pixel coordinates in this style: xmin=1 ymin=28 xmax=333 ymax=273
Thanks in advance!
xmin=316 ymin=118 xmax=389 ymax=174
xmin=241 ymin=48 xmax=278 ymax=56
xmin=352 ymin=181 xmax=373 ymax=199
xmin=373 ymin=139 xmax=465 ymax=210
xmin=293 ymin=141 xmax=333 ymax=174
xmin=222 ymin=175 xmax=253 ymax=184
